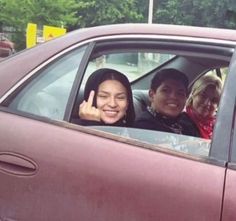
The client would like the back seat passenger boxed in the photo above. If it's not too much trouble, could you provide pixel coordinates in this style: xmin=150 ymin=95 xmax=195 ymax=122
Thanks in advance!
xmin=73 ymin=88 xmax=150 ymax=122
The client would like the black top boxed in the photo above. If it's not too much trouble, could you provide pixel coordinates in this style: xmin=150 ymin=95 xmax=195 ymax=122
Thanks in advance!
xmin=134 ymin=108 xmax=200 ymax=137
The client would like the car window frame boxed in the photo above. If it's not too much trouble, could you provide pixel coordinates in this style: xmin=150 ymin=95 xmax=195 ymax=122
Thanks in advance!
xmin=223 ymin=48 xmax=236 ymax=168
xmin=68 ymin=37 xmax=235 ymax=164
xmin=86 ymin=39 xmax=233 ymax=90
xmin=1 ymin=34 xmax=236 ymax=166
xmin=64 ymin=42 xmax=95 ymax=121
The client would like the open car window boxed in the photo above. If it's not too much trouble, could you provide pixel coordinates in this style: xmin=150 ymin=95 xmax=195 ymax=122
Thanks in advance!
xmin=76 ymin=41 xmax=231 ymax=161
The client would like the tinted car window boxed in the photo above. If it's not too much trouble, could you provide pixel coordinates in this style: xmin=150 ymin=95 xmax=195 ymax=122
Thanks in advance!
xmin=9 ymin=45 xmax=87 ymax=120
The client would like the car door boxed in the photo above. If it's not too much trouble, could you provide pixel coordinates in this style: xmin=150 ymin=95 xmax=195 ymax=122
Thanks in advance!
xmin=0 ymin=36 xmax=232 ymax=221
xmin=0 ymin=111 xmax=227 ymax=221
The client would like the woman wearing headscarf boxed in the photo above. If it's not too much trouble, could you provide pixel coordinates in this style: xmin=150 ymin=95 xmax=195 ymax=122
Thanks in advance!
xmin=186 ymin=74 xmax=222 ymax=139
xmin=75 ymin=68 xmax=135 ymax=127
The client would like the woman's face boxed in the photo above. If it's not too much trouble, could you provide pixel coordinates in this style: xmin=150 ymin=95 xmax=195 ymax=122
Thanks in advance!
xmin=150 ymin=79 xmax=187 ymax=118
xmin=192 ymin=85 xmax=221 ymax=118
xmin=96 ymin=79 xmax=128 ymax=124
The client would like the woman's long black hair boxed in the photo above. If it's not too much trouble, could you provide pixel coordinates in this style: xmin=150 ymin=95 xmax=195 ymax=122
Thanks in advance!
xmin=83 ymin=68 xmax=135 ymax=126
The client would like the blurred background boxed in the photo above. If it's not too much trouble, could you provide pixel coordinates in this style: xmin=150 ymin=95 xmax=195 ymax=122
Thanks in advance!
xmin=0 ymin=0 xmax=236 ymax=52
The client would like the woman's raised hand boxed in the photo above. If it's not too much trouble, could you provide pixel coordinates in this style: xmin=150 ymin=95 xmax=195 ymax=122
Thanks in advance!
xmin=79 ymin=90 xmax=101 ymax=121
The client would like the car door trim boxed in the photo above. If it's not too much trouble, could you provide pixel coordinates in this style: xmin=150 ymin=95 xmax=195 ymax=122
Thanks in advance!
xmin=63 ymin=42 xmax=96 ymax=121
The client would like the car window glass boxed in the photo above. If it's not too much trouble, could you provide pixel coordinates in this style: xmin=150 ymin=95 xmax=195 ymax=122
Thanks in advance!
xmin=83 ymin=52 xmax=174 ymax=84
xmin=91 ymin=126 xmax=211 ymax=157
xmin=9 ymin=45 xmax=87 ymax=120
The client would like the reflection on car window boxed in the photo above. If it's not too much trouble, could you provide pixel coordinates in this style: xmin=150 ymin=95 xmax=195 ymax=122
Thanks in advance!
xmin=83 ymin=52 xmax=174 ymax=83
xmin=91 ymin=126 xmax=211 ymax=157
xmin=9 ymin=45 xmax=87 ymax=120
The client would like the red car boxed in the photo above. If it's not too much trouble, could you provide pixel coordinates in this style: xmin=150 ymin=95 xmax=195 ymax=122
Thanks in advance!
xmin=0 ymin=24 xmax=236 ymax=221
xmin=0 ymin=34 xmax=14 ymax=59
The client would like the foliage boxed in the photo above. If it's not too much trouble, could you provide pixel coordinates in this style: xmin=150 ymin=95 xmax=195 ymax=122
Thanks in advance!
xmin=0 ymin=0 xmax=79 ymax=50
xmin=70 ymin=0 xmax=143 ymax=29
xmin=1 ymin=0 xmax=236 ymax=50
xmin=155 ymin=0 xmax=236 ymax=29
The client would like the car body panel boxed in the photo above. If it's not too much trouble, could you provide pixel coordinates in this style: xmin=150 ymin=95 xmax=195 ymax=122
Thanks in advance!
xmin=0 ymin=24 xmax=236 ymax=220
xmin=0 ymin=111 xmax=225 ymax=221
xmin=222 ymin=169 xmax=236 ymax=221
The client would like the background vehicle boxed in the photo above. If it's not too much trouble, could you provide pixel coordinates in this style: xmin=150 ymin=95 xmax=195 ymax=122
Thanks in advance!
xmin=0 ymin=24 xmax=236 ymax=221
xmin=0 ymin=33 xmax=14 ymax=59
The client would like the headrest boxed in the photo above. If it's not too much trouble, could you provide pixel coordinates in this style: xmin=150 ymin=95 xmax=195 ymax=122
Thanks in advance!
xmin=132 ymin=90 xmax=150 ymax=119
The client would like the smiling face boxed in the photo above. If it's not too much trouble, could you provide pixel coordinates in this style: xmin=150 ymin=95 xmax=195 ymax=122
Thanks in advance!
xmin=149 ymin=79 xmax=187 ymax=118
xmin=192 ymin=85 xmax=220 ymax=118
xmin=96 ymin=79 xmax=128 ymax=124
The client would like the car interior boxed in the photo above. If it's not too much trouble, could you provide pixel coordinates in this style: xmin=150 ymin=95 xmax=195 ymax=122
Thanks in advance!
xmin=71 ymin=41 xmax=230 ymax=122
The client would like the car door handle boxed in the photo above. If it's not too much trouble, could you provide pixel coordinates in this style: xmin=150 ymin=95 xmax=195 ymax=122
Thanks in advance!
xmin=0 ymin=152 xmax=37 ymax=176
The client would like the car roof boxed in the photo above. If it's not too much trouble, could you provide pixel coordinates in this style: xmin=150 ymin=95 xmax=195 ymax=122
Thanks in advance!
xmin=1 ymin=23 xmax=236 ymax=97
xmin=74 ymin=23 xmax=236 ymax=42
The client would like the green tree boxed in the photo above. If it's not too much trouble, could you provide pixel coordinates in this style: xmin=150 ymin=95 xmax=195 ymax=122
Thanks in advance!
xmin=0 ymin=0 xmax=79 ymax=50
xmin=225 ymin=0 xmax=236 ymax=28
xmin=154 ymin=0 xmax=236 ymax=29
xmin=1 ymin=0 xmax=236 ymax=51
xmin=0 ymin=0 xmax=146 ymax=50
xmin=71 ymin=0 xmax=143 ymax=29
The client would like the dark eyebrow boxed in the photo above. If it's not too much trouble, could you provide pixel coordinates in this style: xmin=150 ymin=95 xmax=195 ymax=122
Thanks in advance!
xmin=116 ymin=92 xmax=127 ymax=96
xmin=98 ymin=91 xmax=127 ymax=96
xmin=97 ymin=91 xmax=109 ymax=94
